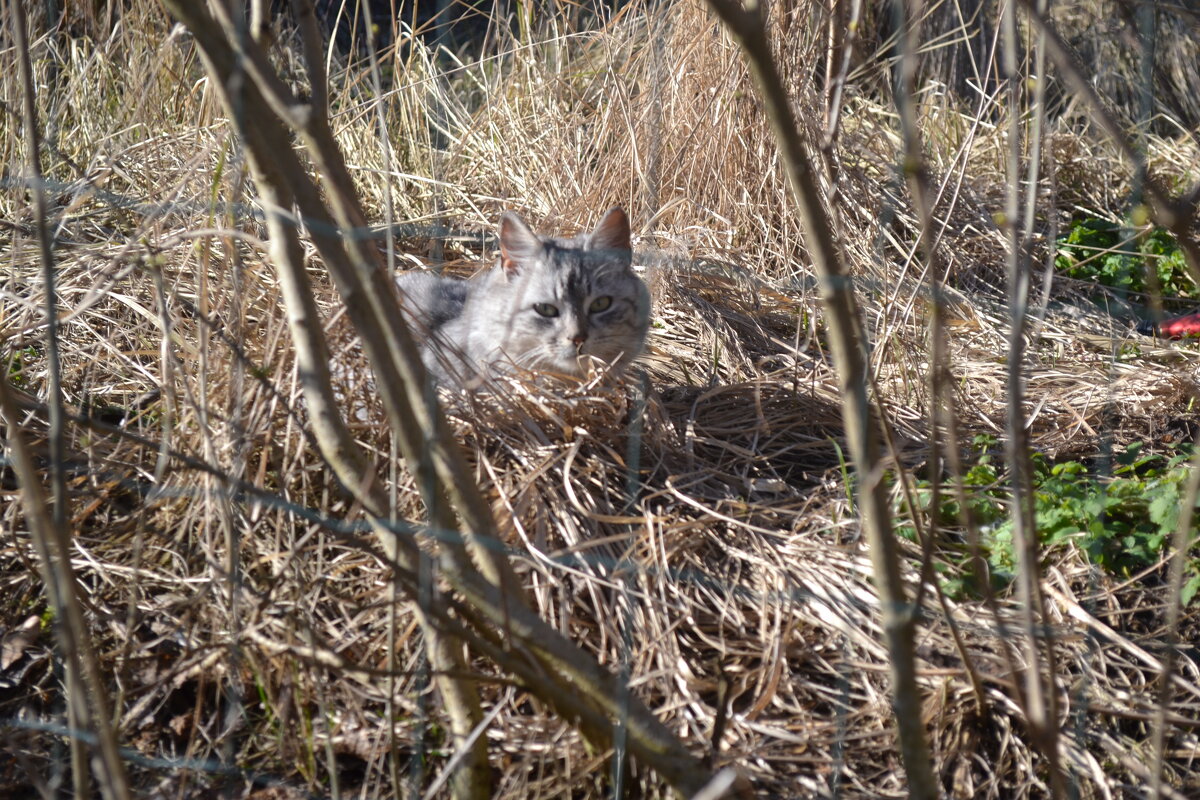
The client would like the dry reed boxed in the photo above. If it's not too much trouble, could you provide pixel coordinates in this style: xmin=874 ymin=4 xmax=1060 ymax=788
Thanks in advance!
xmin=1 ymin=0 xmax=1199 ymax=797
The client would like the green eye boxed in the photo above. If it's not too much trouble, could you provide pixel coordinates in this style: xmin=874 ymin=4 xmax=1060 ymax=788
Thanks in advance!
xmin=533 ymin=302 xmax=559 ymax=317
xmin=588 ymin=296 xmax=613 ymax=313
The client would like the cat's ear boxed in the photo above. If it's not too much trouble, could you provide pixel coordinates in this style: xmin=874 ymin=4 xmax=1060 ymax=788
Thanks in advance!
xmin=587 ymin=207 xmax=631 ymax=254
xmin=499 ymin=211 xmax=543 ymax=275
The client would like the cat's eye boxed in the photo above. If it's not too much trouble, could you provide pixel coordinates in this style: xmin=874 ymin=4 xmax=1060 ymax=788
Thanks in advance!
xmin=588 ymin=296 xmax=613 ymax=313
xmin=533 ymin=302 xmax=560 ymax=318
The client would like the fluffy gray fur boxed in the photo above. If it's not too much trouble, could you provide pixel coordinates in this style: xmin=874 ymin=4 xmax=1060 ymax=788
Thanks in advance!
xmin=396 ymin=207 xmax=650 ymax=386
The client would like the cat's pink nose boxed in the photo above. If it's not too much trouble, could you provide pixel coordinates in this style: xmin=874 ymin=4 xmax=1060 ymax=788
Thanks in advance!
xmin=571 ymin=332 xmax=588 ymax=347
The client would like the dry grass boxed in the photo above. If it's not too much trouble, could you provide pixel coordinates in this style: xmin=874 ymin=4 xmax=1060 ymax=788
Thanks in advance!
xmin=2 ymin=0 xmax=1200 ymax=797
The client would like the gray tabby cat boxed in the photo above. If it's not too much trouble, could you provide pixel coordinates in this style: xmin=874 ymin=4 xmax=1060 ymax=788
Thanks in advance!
xmin=396 ymin=207 xmax=650 ymax=386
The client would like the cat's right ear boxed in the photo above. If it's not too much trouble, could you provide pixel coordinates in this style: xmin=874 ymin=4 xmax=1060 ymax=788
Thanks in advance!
xmin=499 ymin=211 xmax=543 ymax=276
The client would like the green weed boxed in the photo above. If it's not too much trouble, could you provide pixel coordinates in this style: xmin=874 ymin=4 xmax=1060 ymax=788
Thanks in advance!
xmin=1055 ymin=217 xmax=1198 ymax=300
xmin=898 ymin=438 xmax=1200 ymax=603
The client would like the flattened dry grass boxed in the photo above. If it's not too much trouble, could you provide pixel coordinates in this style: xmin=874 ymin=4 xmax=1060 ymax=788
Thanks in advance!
xmin=2 ymin=1 xmax=1199 ymax=797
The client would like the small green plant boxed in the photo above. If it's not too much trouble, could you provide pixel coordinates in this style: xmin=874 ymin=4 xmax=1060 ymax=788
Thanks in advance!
xmin=893 ymin=434 xmax=1009 ymax=597
xmin=897 ymin=439 xmax=1200 ymax=603
xmin=6 ymin=345 xmax=39 ymax=388
xmin=895 ymin=434 xmax=1007 ymax=543
xmin=1055 ymin=217 xmax=1198 ymax=300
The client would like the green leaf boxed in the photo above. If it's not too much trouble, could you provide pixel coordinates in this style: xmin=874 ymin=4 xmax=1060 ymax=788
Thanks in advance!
xmin=1149 ymin=487 xmax=1179 ymax=531
xmin=1183 ymin=574 xmax=1200 ymax=607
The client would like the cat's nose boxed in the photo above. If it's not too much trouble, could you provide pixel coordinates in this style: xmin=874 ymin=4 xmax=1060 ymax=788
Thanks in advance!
xmin=571 ymin=331 xmax=588 ymax=348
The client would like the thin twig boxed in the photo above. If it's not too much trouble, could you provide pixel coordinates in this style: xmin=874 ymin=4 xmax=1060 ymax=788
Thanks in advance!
xmin=9 ymin=5 xmax=131 ymax=799
xmin=888 ymin=0 xmax=989 ymax=717
xmin=1151 ymin=444 xmax=1200 ymax=800
xmin=1001 ymin=2 xmax=1065 ymax=796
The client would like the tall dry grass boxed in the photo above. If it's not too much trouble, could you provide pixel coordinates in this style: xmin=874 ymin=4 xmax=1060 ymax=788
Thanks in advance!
xmin=2 ymin=0 xmax=1199 ymax=797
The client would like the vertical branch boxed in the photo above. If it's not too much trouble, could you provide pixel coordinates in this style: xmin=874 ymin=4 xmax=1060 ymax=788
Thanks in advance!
xmin=993 ymin=4 xmax=1060 ymax=796
xmin=1151 ymin=445 xmax=1200 ymax=800
xmin=1016 ymin=0 xmax=1200 ymax=285
xmin=10 ymin=0 xmax=83 ymax=791
xmin=15 ymin=0 xmax=66 ymax=547
xmin=1013 ymin=9 xmax=1200 ymax=789
xmin=822 ymin=0 xmax=862 ymax=150
xmin=888 ymin=0 xmax=989 ymax=714
xmin=1027 ymin=0 xmax=1058 ymax=331
xmin=1127 ymin=7 xmax=1200 ymax=799
xmin=701 ymin=2 xmax=936 ymax=797
xmin=8 ymin=5 xmax=130 ymax=800
xmin=1000 ymin=2 xmax=1065 ymax=794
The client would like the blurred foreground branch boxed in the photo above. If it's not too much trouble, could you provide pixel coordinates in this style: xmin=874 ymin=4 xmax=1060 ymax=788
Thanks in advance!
xmin=6 ymin=5 xmax=130 ymax=799
xmin=157 ymin=1 xmax=713 ymax=796
xmin=700 ymin=0 xmax=936 ymax=797
xmin=998 ymin=2 xmax=1066 ymax=794
xmin=1011 ymin=4 xmax=1200 ymax=796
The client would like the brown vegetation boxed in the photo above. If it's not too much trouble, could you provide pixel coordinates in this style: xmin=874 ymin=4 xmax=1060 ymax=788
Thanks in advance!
xmin=1 ymin=0 xmax=1199 ymax=797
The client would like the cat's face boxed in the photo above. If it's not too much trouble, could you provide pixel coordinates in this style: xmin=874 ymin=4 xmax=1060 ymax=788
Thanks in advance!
xmin=480 ymin=207 xmax=650 ymax=378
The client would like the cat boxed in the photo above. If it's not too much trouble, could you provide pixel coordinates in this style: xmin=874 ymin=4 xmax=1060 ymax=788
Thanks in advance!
xmin=395 ymin=207 xmax=651 ymax=387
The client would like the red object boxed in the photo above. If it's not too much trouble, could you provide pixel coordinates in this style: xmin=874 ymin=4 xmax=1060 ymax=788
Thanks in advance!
xmin=1137 ymin=310 xmax=1200 ymax=338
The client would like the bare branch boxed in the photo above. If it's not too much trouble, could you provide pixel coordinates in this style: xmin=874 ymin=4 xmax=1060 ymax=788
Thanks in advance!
xmin=1152 ymin=446 xmax=1200 ymax=800
xmin=158 ymin=1 xmax=713 ymax=794
xmin=999 ymin=2 xmax=1065 ymax=794
xmin=701 ymin=0 xmax=936 ymax=796
xmin=8 ymin=5 xmax=131 ymax=798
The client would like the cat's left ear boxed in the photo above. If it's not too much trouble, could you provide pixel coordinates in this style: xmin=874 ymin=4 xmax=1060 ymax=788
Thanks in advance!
xmin=587 ymin=207 xmax=631 ymax=255
xmin=499 ymin=211 xmax=543 ymax=276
